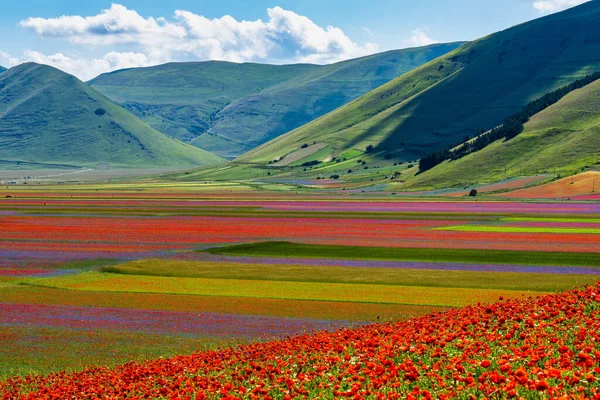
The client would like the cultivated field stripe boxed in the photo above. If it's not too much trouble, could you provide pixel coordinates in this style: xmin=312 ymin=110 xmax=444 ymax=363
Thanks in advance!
xmin=103 ymin=259 xmax=600 ymax=291
xmin=206 ymin=241 xmax=600 ymax=267
xmin=25 ymin=272 xmax=541 ymax=308
xmin=437 ymin=225 xmax=600 ymax=234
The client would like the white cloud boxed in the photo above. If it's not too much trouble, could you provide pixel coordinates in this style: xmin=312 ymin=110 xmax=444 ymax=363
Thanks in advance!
xmin=25 ymin=51 xmax=151 ymax=80
xmin=532 ymin=0 xmax=590 ymax=14
xmin=406 ymin=28 xmax=438 ymax=47
xmin=0 ymin=51 xmax=20 ymax=67
xmin=16 ymin=4 xmax=378 ymax=79
xmin=0 ymin=50 xmax=152 ymax=80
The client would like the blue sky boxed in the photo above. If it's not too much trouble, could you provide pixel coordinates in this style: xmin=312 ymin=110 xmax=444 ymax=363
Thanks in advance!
xmin=0 ymin=0 xmax=591 ymax=79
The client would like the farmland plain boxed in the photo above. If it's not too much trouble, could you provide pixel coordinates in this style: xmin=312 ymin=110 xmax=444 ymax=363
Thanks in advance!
xmin=0 ymin=184 xmax=598 ymax=384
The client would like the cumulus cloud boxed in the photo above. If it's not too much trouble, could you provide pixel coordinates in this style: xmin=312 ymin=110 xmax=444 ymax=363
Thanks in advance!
xmin=532 ymin=0 xmax=591 ymax=14
xmin=16 ymin=4 xmax=378 ymax=79
xmin=0 ymin=50 xmax=152 ymax=80
xmin=25 ymin=51 xmax=151 ymax=80
xmin=406 ymin=28 xmax=438 ymax=47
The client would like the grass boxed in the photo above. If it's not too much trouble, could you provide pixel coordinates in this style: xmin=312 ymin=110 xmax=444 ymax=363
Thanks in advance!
xmin=22 ymin=272 xmax=538 ymax=307
xmin=502 ymin=217 xmax=600 ymax=224
xmin=102 ymin=259 xmax=600 ymax=292
xmin=438 ymin=225 xmax=600 ymax=234
xmin=0 ymin=63 xmax=223 ymax=169
xmin=0 ymin=325 xmax=217 ymax=380
xmin=404 ymin=80 xmax=600 ymax=190
xmin=206 ymin=241 xmax=600 ymax=267
xmin=90 ymin=44 xmax=463 ymax=158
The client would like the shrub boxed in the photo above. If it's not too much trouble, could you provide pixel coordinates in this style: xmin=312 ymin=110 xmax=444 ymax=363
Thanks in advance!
xmin=94 ymin=108 xmax=106 ymax=116
xmin=301 ymin=160 xmax=322 ymax=167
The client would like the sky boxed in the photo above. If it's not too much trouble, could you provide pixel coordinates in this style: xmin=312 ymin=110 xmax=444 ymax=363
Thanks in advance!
xmin=0 ymin=0 xmax=592 ymax=80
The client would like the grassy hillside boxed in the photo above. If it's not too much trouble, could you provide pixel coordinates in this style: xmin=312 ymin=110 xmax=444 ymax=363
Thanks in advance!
xmin=90 ymin=44 xmax=463 ymax=158
xmin=0 ymin=63 xmax=223 ymax=169
xmin=241 ymin=2 xmax=600 ymax=166
xmin=402 ymin=79 xmax=600 ymax=190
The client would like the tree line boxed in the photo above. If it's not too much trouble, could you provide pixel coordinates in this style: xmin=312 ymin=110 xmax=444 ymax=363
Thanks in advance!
xmin=419 ymin=71 xmax=600 ymax=173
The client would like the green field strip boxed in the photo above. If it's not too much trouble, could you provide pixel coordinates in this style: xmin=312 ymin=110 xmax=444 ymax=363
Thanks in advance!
xmin=502 ymin=217 xmax=600 ymax=223
xmin=205 ymin=241 xmax=600 ymax=267
xmin=103 ymin=259 xmax=600 ymax=292
xmin=2 ymin=208 xmax=499 ymax=221
xmin=23 ymin=272 xmax=541 ymax=308
xmin=437 ymin=225 xmax=600 ymax=234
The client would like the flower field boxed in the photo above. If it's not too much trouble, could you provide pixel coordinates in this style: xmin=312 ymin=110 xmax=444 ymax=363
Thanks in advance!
xmin=2 ymin=282 xmax=600 ymax=399
xmin=0 ymin=186 xmax=599 ymax=395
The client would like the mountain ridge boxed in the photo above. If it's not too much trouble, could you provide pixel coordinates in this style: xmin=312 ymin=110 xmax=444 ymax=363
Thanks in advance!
xmin=90 ymin=43 xmax=465 ymax=158
xmin=240 ymin=1 xmax=600 ymax=166
xmin=0 ymin=63 xmax=224 ymax=168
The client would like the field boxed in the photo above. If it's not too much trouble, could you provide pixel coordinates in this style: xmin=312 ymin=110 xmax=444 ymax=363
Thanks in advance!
xmin=0 ymin=184 xmax=598 ymax=390
xmin=4 ymin=284 xmax=600 ymax=398
xmin=497 ymin=171 xmax=600 ymax=199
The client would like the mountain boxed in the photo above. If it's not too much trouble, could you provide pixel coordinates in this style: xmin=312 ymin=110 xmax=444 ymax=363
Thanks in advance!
xmin=0 ymin=66 xmax=6 ymax=74
xmin=0 ymin=63 xmax=223 ymax=169
xmin=240 ymin=2 xmax=600 ymax=167
xmin=90 ymin=43 xmax=464 ymax=158
xmin=403 ymin=77 xmax=600 ymax=190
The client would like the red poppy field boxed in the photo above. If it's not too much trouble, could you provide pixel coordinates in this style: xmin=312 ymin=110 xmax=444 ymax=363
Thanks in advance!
xmin=3 ymin=282 xmax=600 ymax=399
xmin=0 ymin=186 xmax=599 ymax=398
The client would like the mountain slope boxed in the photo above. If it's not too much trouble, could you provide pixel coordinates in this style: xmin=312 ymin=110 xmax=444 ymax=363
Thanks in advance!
xmin=0 ymin=63 xmax=223 ymax=168
xmin=241 ymin=2 xmax=600 ymax=165
xmin=90 ymin=43 xmax=463 ymax=158
xmin=402 ymin=78 xmax=600 ymax=190
xmin=0 ymin=66 xmax=6 ymax=74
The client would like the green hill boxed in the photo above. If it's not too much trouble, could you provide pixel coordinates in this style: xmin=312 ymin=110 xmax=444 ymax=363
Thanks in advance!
xmin=90 ymin=43 xmax=463 ymax=158
xmin=0 ymin=63 xmax=224 ymax=169
xmin=240 ymin=2 xmax=600 ymax=166
xmin=402 ymin=78 xmax=600 ymax=190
